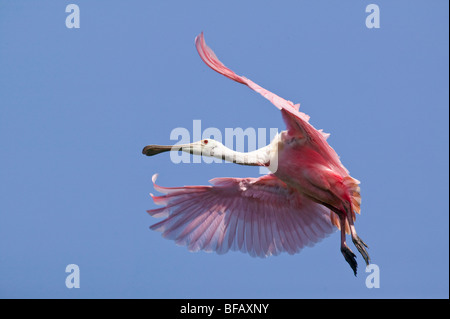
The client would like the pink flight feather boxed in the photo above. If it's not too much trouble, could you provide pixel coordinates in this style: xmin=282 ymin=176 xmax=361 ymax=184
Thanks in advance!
xmin=148 ymin=174 xmax=334 ymax=257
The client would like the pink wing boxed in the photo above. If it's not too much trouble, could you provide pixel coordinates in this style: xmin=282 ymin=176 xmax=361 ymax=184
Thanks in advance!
xmin=195 ymin=32 xmax=349 ymax=175
xmin=147 ymin=174 xmax=335 ymax=258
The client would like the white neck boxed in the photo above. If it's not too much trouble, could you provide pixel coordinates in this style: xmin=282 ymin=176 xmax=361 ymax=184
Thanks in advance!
xmin=214 ymin=144 xmax=272 ymax=166
xmin=176 ymin=134 xmax=281 ymax=168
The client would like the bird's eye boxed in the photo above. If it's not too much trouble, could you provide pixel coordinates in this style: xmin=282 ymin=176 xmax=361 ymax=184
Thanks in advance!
xmin=203 ymin=139 xmax=209 ymax=145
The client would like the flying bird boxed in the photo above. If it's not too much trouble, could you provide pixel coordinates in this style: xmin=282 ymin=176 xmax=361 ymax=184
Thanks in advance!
xmin=142 ymin=33 xmax=370 ymax=275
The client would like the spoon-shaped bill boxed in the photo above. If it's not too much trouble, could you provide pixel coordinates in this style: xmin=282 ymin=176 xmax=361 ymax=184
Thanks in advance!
xmin=142 ymin=145 xmax=174 ymax=156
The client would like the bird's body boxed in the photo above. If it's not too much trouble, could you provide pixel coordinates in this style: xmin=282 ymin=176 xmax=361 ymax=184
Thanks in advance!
xmin=143 ymin=33 xmax=370 ymax=275
xmin=274 ymin=130 xmax=360 ymax=222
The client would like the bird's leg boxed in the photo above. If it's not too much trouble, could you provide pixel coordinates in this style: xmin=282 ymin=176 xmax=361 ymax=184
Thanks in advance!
xmin=344 ymin=205 xmax=370 ymax=267
xmin=339 ymin=215 xmax=357 ymax=276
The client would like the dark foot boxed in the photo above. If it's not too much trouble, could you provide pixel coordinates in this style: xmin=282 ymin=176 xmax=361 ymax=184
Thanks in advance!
xmin=341 ymin=245 xmax=358 ymax=276
xmin=352 ymin=235 xmax=370 ymax=266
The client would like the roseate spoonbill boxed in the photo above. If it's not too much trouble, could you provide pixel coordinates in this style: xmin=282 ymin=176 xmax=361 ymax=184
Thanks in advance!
xmin=142 ymin=33 xmax=370 ymax=275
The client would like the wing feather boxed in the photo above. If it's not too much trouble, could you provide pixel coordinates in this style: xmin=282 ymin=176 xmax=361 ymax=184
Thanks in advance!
xmin=147 ymin=174 xmax=335 ymax=258
xmin=195 ymin=32 xmax=349 ymax=175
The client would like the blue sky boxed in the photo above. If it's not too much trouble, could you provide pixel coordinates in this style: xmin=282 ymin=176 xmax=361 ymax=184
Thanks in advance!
xmin=0 ymin=1 xmax=448 ymax=298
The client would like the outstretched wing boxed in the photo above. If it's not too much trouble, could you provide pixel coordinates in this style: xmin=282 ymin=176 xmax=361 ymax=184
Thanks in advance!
xmin=195 ymin=32 xmax=348 ymax=175
xmin=147 ymin=174 xmax=335 ymax=258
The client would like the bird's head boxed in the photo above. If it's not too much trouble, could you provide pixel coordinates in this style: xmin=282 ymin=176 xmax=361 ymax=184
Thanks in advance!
xmin=186 ymin=138 xmax=223 ymax=157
